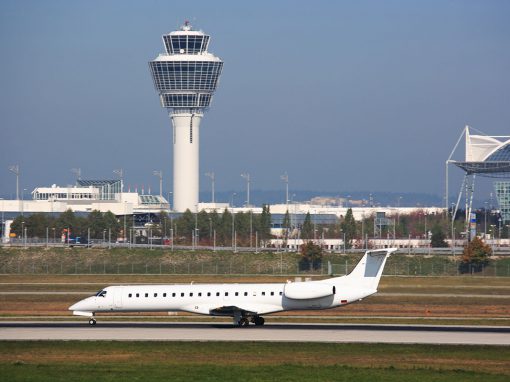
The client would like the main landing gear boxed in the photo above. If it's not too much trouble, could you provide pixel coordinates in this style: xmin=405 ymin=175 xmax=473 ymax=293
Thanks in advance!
xmin=233 ymin=315 xmax=265 ymax=327
xmin=88 ymin=318 xmax=97 ymax=326
xmin=252 ymin=316 xmax=265 ymax=326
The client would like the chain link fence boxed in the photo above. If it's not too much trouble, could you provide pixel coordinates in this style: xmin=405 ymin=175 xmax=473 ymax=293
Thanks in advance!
xmin=2 ymin=256 xmax=510 ymax=277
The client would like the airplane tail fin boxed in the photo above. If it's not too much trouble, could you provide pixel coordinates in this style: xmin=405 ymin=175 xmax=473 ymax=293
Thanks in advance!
xmin=343 ymin=248 xmax=397 ymax=291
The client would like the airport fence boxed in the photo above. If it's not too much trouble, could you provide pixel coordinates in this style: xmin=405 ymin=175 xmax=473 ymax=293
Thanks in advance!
xmin=1 ymin=256 xmax=510 ymax=277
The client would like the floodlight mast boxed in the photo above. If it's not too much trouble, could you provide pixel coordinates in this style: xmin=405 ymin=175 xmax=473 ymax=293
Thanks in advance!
xmin=205 ymin=172 xmax=215 ymax=203
xmin=8 ymin=164 xmax=20 ymax=200
xmin=149 ymin=22 xmax=223 ymax=212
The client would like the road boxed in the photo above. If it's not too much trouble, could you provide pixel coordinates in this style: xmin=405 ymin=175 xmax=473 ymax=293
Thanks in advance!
xmin=1 ymin=321 xmax=509 ymax=345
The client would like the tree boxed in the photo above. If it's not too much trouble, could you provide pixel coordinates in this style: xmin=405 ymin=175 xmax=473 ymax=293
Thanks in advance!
xmin=341 ymin=208 xmax=356 ymax=249
xmin=460 ymin=236 xmax=492 ymax=273
xmin=218 ymin=209 xmax=233 ymax=246
xmin=87 ymin=210 xmax=106 ymax=239
xmin=299 ymin=241 xmax=323 ymax=271
xmin=55 ymin=209 xmax=82 ymax=238
xmin=176 ymin=209 xmax=195 ymax=244
xmin=103 ymin=211 xmax=121 ymax=241
xmin=430 ymin=224 xmax=448 ymax=248
xmin=282 ymin=210 xmax=291 ymax=242
xmin=257 ymin=204 xmax=271 ymax=242
xmin=301 ymin=212 xmax=313 ymax=240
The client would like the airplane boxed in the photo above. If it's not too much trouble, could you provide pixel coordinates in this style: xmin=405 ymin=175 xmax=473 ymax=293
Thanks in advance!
xmin=69 ymin=248 xmax=396 ymax=327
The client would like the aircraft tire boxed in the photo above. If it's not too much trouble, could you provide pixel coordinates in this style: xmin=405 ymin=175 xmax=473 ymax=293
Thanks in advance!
xmin=254 ymin=316 xmax=265 ymax=326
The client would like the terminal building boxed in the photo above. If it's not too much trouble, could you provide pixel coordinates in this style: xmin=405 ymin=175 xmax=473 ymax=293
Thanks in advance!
xmin=0 ymin=180 xmax=169 ymax=219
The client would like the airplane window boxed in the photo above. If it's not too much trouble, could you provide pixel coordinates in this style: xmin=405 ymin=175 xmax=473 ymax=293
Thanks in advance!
xmin=181 ymin=293 xmax=184 ymax=297
xmin=270 ymin=292 xmax=274 ymax=296
xmin=128 ymin=293 xmax=132 ymax=298
xmin=225 ymin=292 xmax=228 ymax=297
xmin=216 ymin=292 xmax=220 ymax=296
xmin=163 ymin=293 xmax=167 ymax=297
xmin=172 ymin=293 xmax=176 ymax=297
xmin=235 ymin=292 xmax=239 ymax=296
xmin=190 ymin=293 xmax=193 ymax=297
xmin=95 ymin=290 xmax=107 ymax=297
xmin=207 ymin=292 xmax=211 ymax=297
xmin=198 ymin=292 xmax=202 ymax=297
xmin=262 ymin=292 xmax=265 ymax=296
xmin=244 ymin=292 xmax=248 ymax=296
xmin=154 ymin=293 xmax=158 ymax=297
xmin=145 ymin=293 xmax=148 ymax=297
xmin=136 ymin=293 xmax=139 ymax=297
xmin=279 ymin=291 xmax=283 ymax=296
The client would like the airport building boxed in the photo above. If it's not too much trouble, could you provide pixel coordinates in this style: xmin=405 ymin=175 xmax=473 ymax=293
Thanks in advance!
xmin=0 ymin=180 xmax=169 ymax=218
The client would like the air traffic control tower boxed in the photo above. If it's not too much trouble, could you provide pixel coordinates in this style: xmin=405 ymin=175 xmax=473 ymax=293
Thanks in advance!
xmin=149 ymin=21 xmax=223 ymax=212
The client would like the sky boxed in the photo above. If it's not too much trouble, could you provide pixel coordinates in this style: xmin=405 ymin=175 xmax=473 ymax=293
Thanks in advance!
xmin=1 ymin=0 xmax=509 ymax=203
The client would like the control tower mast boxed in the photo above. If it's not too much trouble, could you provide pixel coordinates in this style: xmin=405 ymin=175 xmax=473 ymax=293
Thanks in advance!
xmin=149 ymin=21 xmax=223 ymax=212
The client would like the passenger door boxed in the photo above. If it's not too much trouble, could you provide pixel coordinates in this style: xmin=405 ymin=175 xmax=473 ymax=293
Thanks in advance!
xmin=113 ymin=287 xmax=123 ymax=309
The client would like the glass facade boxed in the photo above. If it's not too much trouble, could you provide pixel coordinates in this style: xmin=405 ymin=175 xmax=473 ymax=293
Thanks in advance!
xmin=495 ymin=181 xmax=510 ymax=223
xmin=149 ymin=25 xmax=222 ymax=114
xmin=149 ymin=61 xmax=223 ymax=92
xmin=77 ymin=180 xmax=122 ymax=200
xmin=486 ymin=144 xmax=510 ymax=162
xmin=160 ymin=93 xmax=212 ymax=108
xmin=163 ymin=35 xmax=210 ymax=55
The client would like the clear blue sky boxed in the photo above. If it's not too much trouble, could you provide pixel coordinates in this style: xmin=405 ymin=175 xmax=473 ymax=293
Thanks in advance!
xmin=1 ymin=0 xmax=509 ymax=200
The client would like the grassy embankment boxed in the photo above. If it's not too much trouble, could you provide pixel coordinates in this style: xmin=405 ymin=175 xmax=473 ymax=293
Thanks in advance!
xmin=2 ymin=246 xmax=510 ymax=276
xmin=1 ymin=341 xmax=509 ymax=382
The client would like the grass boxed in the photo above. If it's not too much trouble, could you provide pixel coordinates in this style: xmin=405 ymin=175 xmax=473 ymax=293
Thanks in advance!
xmin=1 ymin=341 xmax=509 ymax=381
xmin=2 ymin=246 xmax=510 ymax=277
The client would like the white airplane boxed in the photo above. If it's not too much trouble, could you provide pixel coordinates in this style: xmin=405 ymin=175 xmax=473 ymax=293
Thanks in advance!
xmin=69 ymin=248 xmax=396 ymax=326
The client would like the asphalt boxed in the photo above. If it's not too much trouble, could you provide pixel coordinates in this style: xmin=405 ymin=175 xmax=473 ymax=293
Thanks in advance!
xmin=1 ymin=321 xmax=509 ymax=345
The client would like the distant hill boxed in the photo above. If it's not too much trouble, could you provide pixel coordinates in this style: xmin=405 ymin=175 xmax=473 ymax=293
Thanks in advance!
xmin=199 ymin=190 xmax=448 ymax=208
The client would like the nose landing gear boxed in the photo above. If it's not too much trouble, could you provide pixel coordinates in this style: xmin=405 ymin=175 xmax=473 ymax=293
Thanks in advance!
xmin=88 ymin=318 xmax=97 ymax=326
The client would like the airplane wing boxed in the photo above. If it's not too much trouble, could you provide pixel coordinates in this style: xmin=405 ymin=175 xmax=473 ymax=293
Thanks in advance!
xmin=209 ymin=305 xmax=258 ymax=316
xmin=180 ymin=303 xmax=282 ymax=316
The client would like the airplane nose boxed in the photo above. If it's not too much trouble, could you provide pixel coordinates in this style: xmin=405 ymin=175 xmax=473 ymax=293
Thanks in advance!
xmin=69 ymin=301 xmax=81 ymax=311
xmin=69 ymin=298 xmax=88 ymax=311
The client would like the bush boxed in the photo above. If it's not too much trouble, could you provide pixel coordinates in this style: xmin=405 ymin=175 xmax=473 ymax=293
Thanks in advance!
xmin=299 ymin=241 xmax=323 ymax=271
xmin=459 ymin=237 xmax=492 ymax=274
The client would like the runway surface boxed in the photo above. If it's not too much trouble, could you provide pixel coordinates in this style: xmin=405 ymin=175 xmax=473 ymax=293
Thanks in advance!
xmin=2 ymin=321 xmax=510 ymax=345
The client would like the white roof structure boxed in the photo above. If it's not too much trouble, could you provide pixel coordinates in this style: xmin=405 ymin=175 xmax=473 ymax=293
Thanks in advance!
xmin=450 ymin=126 xmax=510 ymax=176
xmin=465 ymin=127 xmax=510 ymax=162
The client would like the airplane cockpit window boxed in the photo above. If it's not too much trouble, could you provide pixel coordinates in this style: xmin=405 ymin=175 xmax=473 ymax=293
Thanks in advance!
xmin=95 ymin=290 xmax=107 ymax=297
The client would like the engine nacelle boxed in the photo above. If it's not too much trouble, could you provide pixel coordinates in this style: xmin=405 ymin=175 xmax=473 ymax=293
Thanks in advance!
xmin=284 ymin=282 xmax=335 ymax=300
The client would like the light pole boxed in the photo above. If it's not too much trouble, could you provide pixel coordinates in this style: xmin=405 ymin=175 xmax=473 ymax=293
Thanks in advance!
xmin=397 ymin=196 xmax=402 ymax=225
xmin=0 ymin=198 xmax=4 ymax=244
xmin=230 ymin=192 xmax=236 ymax=250
xmin=205 ymin=172 xmax=215 ymax=203
xmin=484 ymin=201 xmax=488 ymax=239
xmin=8 ymin=164 xmax=20 ymax=200
xmin=280 ymin=172 xmax=289 ymax=206
xmin=71 ymin=168 xmax=81 ymax=182
xmin=498 ymin=217 xmax=502 ymax=248
xmin=153 ymin=170 xmax=163 ymax=197
xmin=21 ymin=188 xmax=27 ymax=217
xmin=208 ymin=217 xmax=212 ymax=243
xmin=241 ymin=173 xmax=250 ymax=207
